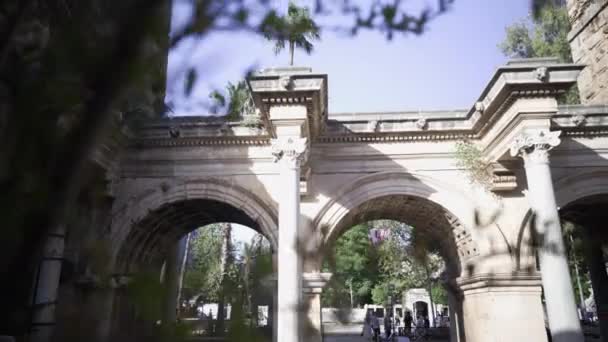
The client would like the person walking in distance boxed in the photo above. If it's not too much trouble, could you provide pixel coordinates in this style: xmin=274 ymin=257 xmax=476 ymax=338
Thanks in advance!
xmin=361 ymin=310 xmax=373 ymax=340
xmin=404 ymin=311 xmax=413 ymax=336
xmin=371 ymin=312 xmax=381 ymax=341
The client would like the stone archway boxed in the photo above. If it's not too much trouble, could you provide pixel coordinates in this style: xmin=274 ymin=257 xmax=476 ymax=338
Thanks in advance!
xmin=552 ymin=170 xmax=608 ymax=341
xmin=515 ymin=169 xmax=608 ymax=274
xmin=105 ymin=178 xmax=278 ymax=340
xmin=512 ymin=170 xmax=608 ymax=342
xmin=310 ymin=171 xmax=480 ymax=342
xmin=110 ymin=178 xmax=278 ymax=271
xmin=313 ymin=171 xmax=480 ymax=275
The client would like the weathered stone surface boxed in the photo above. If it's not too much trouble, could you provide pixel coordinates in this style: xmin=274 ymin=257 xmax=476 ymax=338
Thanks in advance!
xmin=568 ymin=0 xmax=608 ymax=104
xmin=53 ymin=58 xmax=608 ymax=342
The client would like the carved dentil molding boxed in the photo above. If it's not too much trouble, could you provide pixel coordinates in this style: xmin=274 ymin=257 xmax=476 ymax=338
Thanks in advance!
xmin=510 ymin=130 xmax=562 ymax=164
xmin=271 ymin=136 xmax=308 ymax=166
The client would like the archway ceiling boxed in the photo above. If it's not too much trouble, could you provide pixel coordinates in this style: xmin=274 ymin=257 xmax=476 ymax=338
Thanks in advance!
xmin=118 ymin=199 xmax=261 ymax=269
xmin=333 ymin=195 xmax=466 ymax=276
xmin=560 ymin=194 xmax=608 ymax=233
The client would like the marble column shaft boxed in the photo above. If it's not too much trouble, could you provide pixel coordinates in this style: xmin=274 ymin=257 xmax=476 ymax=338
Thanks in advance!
xmin=273 ymin=137 xmax=306 ymax=342
xmin=510 ymin=130 xmax=583 ymax=342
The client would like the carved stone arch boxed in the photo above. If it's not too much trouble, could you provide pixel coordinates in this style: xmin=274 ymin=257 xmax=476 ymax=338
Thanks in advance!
xmin=515 ymin=169 xmax=608 ymax=271
xmin=109 ymin=178 xmax=278 ymax=272
xmin=553 ymin=169 xmax=608 ymax=208
xmin=312 ymin=171 xmax=481 ymax=276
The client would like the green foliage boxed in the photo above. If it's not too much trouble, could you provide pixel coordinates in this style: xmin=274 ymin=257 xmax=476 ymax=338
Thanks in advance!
xmin=454 ymin=140 xmax=491 ymax=188
xmin=323 ymin=221 xmax=446 ymax=308
xmin=499 ymin=3 xmax=579 ymax=104
xmin=209 ymin=80 xmax=252 ymax=120
xmin=371 ymin=283 xmax=389 ymax=305
xmin=183 ymin=224 xmax=225 ymax=302
xmin=127 ymin=271 xmax=165 ymax=321
xmin=261 ymin=2 xmax=321 ymax=65
xmin=182 ymin=224 xmax=273 ymax=336
xmin=562 ymin=220 xmax=592 ymax=304
xmin=431 ymin=283 xmax=448 ymax=305
xmin=499 ymin=4 xmax=570 ymax=62
xmin=323 ymin=223 xmax=379 ymax=307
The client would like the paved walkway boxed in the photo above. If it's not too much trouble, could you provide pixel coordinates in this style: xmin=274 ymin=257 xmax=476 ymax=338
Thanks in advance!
xmin=322 ymin=323 xmax=447 ymax=342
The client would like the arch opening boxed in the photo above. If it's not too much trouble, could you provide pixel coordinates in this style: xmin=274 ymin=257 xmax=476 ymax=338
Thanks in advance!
xmin=318 ymin=193 xmax=473 ymax=339
xmin=558 ymin=194 xmax=608 ymax=338
xmin=110 ymin=196 xmax=278 ymax=341
xmin=116 ymin=198 xmax=276 ymax=273
xmin=322 ymin=194 xmax=475 ymax=280
xmin=516 ymin=192 xmax=608 ymax=340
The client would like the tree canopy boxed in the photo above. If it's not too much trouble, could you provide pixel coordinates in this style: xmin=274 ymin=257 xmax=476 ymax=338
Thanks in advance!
xmin=323 ymin=221 xmax=447 ymax=307
xmin=499 ymin=2 xmax=578 ymax=103
xmin=261 ymin=2 xmax=321 ymax=66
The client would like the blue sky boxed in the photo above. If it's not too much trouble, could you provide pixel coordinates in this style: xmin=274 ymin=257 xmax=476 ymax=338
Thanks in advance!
xmin=166 ymin=0 xmax=532 ymax=115
xmin=170 ymin=0 xmax=532 ymax=242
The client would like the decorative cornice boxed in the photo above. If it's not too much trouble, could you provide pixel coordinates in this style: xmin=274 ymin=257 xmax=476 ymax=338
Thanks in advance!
xmin=317 ymin=87 xmax=567 ymax=145
xmin=491 ymin=172 xmax=518 ymax=192
xmin=261 ymin=96 xmax=313 ymax=104
xmin=315 ymin=132 xmax=475 ymax=144
xmin=130 ymin=136 xmax=271 ymax=148
xmin=561 ymin=128 xmax=608 ymax=138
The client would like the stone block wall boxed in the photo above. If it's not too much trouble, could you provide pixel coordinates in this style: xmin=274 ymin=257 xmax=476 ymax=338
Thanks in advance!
xmin=567 ymin=0 xmax=608 ymax=104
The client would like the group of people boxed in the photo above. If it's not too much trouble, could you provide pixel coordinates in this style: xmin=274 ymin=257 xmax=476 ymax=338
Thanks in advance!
xmin=362 ymin=310 xmax=430 ymax=341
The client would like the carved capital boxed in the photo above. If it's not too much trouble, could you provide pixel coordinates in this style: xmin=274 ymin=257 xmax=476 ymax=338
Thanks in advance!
xmin=271 ymin=136 xmax=307 ymax=167
xmin=415 ymin=118 xmax=428 ymax=130
xmin=570 ymin=114 xmax=586 ymax=127
xmin=510 ymin=130 xmax=561 ymax=164
xmin=534 ymin=66 xmax=549 ymax=82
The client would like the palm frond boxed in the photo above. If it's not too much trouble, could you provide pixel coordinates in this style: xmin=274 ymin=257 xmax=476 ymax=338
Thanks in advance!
xmin=262 ymin=1 xmax=320 ymax=63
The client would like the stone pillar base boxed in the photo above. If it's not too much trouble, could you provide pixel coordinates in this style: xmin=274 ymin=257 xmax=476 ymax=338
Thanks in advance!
xmin=458 ymin=273 xmax=547 ymax=342
xmin=302 ymin=273 xmax=332 ymax=342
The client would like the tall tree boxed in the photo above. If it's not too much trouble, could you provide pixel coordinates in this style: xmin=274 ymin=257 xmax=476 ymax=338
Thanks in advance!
xmin=499 ymin=2 xmax=579 ymax=103
xmin=183 ymin=225 xmax=225 ymax=303
xmin=323 ymin=223 xmax=379 ymax=307
xmin=239 ymin=234 xmax=273 ymax=326
xmin=261 ymin=2 xmax=321 ymax=66
xmin=216 ymin=223 xmax=233 ymax=336
xmin=176 ymin=233 xmax=192 ymax=317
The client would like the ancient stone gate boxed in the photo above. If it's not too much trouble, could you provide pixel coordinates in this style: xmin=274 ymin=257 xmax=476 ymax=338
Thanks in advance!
xmin=82 ymin=58 xmax=608 ymax=342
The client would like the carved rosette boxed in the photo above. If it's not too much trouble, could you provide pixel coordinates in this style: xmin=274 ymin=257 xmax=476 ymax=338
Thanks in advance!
xmin=271 ymin=136 xmax=308 ymax=168
xmin=510 ymin=130 xmax=561 ymax=164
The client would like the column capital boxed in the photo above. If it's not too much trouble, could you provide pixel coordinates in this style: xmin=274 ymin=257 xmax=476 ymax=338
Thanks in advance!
xmin=271 ymin=136 xmax=308 ymax=167
xmin=509 ymin=130 xmax=561 ymax=164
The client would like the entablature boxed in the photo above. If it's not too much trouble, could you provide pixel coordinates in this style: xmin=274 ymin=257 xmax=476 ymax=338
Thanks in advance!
xmin=122 ymin=59 xmax=598 ymax=157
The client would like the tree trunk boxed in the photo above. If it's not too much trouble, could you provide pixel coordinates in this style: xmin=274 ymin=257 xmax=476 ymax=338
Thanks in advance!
xmin=289 ymin=40 xmax=294 ymax=66
xmin=176 ymin=233 xmax=191 ymax=318
xmin=216 ymin=223 xmax=232 ymax=336
xmin=425 ymin=265 xmax=437 ymax=327
xmin=348 ymin=280 xmax=354 ymax=309
xmin=568 ymin=233 xmax=587 ymax=317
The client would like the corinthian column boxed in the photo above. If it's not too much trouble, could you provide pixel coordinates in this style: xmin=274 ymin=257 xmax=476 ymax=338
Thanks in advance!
xmin=510 ymin=130 xmax=583 ymax=342
xmin=272 ymin=136 xmax=307 ymax=342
